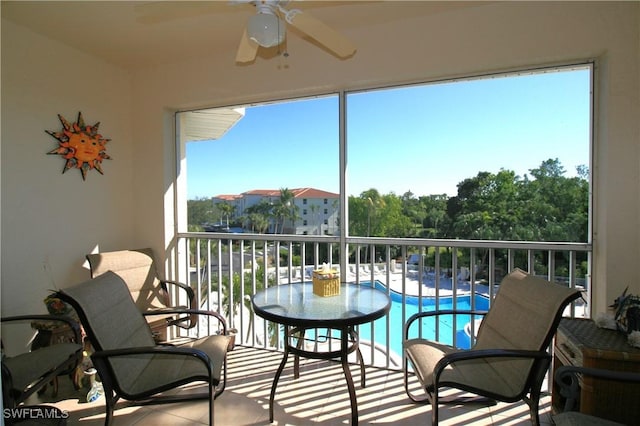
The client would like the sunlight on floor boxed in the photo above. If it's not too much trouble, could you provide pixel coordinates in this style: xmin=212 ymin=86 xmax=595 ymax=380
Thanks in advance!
xmin=24 ymin=345 xmax=553 ymax=425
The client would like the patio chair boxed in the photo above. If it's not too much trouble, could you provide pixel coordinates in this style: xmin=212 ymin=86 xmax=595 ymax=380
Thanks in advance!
xmin=403 ymin=268 xmax=582 ymax=426
xmin=553 ymin=365 xmax=640 ymax=426
xmin=57 ymin=271 xmax=231 ymax=426
xmin=86 ymin=248 xmax=197 ymax=339
xmin=1 ymin=315 xmax=83 ymax=409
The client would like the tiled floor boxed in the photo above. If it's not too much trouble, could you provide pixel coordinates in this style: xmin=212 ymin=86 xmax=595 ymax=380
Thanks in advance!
xmin=24 ymin=345 xmax=554 ymax=425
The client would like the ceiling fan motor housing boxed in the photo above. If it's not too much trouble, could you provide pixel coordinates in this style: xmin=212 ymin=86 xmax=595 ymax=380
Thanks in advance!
xmin=247 ymin=3 xmax=286 ymax=47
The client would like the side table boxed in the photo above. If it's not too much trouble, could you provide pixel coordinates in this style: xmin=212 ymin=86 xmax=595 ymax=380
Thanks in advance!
xmin=553 ymin=318 xmax=640 ymax=425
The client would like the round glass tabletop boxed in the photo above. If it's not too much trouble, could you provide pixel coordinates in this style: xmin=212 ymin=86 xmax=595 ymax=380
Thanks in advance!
xmin=251 ymin=282 xmax=390 ymax=328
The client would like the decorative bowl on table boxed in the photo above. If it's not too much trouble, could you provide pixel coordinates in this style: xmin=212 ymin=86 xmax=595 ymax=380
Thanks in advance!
xmin=312 ymin=268 xmax=340 ymax=297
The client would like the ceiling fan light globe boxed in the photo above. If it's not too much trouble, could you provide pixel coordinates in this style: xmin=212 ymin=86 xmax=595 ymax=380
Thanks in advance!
xmin=247 ymin=13 xmax=285 ymax=48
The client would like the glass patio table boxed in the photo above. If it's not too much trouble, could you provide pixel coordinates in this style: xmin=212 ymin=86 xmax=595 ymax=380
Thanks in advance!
xmin=251 ymin=282 xmax=391 ymax=425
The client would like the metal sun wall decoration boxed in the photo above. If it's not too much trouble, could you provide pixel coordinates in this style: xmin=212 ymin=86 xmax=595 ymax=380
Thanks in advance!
xmin=46 ymin=112 xmax=111 ymax=180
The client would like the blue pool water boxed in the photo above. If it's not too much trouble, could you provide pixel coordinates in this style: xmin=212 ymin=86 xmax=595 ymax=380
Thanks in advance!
xmin=358 ymin=281 xmax=491 ymax=358
xmin=289 ymin=280 xmax=491 ymax=360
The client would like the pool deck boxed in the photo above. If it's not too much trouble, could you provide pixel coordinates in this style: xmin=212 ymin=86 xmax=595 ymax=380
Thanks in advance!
xmin=322 ymin=265 xmax=491 ymax=298
xmin=380 ymin=271 xmax=491 ymax=298
xmin=276 ymin=264 xmax=492 ymax=297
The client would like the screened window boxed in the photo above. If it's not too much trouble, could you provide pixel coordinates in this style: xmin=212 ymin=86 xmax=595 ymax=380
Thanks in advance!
xmin=346 ymin=66 xmax=591 ymax=241
xmin=179 ymin=95 xmax=339 ymax=235
xmin=178 ymin=64 xmax=591 ymax=243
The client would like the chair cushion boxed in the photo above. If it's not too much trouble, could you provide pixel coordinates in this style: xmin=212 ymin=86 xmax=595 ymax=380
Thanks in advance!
xmin=3 ymin=343 xmax=81 ymax=392
xmin=120 ymin=334 xmax=230 ymax=395
xmin=86 ymin=249 xmax=167 ymax=312
xmin=62 ymin=270 xmax=158 ymax=385
xmin=404 ymin=339 xmax=526 ymax=397
xmin=63 ymin=272 xmax=157 ymax=350
xmin=475 ymin=268 xmax=579 ymax=352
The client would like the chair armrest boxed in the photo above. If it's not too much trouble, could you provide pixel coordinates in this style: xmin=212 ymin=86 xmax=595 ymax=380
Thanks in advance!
xmin=554 ymin=365 xmax=640 ymax=412
xmin=161 ymin=279 xmax=196 ymax=309
xmin=159 ymin=279 xmax=198 ymax=329
xmin=142 ymin=308 xmax=227 ymax=335
xmin=92 ymin=345 xmax=213 ymax=368
xmin=1 ymin=314 xmax=82 ymax=344
xmin=436 ymin=348 xmax=550 ymax=368
xmin=404 ymin=309 xmax=488 ymax=340
xmin=434 ymin=348 xmax=551 ymax=384
xmin=90 ymin=345 xmax=216 ymax=395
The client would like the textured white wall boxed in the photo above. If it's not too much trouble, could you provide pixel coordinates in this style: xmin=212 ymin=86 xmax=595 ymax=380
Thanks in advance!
xmin=1 ymin=20 xmax=134 ymax=315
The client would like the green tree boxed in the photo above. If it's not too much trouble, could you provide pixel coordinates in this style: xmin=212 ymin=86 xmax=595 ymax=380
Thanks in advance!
xmin=245 ymin=199 xmax=272 ymax=233
xmin=401 ymin=191 xmax=426 ymax=236
xmin=441 ymin=158 xmax=588 ymax=276
xmin=272 ymin=188 xmax=297 ymax=234
xmin=363 ymin=189 xmax=385 ymax=237
xmin=522 ymin=158 xmax=588 ymax=242
xmin=348 ymin=196 xmax=368 ymax=237
xmin=248 ymin=213 xmax=269 ymax=233
xmin=419 ymin=194 xmax=448 ymax=238
xmin=216 ymin=201 xmax=235 ymax=228
xmin=378 ymin=193 xmax=413 ymax=238
xmin=187 ymin=197 xmax=217 ymax=227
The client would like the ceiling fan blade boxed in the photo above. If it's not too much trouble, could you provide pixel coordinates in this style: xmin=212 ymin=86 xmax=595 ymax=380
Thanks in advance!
xmin=287 ymin=10 xmax=356 ymax=58
xmin=236 ymin=29 xmax=259 ymax=63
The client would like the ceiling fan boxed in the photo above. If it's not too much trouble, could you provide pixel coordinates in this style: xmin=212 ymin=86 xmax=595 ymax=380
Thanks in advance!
xmin=233 ymin=0 xmax=357 ymax=64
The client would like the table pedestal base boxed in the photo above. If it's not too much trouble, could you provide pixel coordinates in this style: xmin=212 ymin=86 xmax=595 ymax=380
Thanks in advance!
xmin=269 ymin=325 xmax=365 ymax=425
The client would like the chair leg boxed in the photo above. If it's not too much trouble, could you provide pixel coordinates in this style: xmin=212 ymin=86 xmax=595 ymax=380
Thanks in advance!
xmin=214 ymin=356 xmax=227 ymax=399
xmin=404 ymin=363 xmax=431 ymax=403
xmin=209 ymin=384 xmax=215 ymax=425
xmin=525 ymin=394 xmax=541 ymax=426
xmin=104 ymin=401 xmax=114 ymax=426
xmin=102 ymin=388 xmax=118 ymax=426
xmin=526 ymin=359 xmax=548 ymax=426
xmin=432 ymin=387 xmax=439 ymax=426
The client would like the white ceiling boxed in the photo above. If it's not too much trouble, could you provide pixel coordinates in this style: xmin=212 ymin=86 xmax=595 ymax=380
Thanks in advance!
xmin=1 ymin=1 xmax=485 ymax=70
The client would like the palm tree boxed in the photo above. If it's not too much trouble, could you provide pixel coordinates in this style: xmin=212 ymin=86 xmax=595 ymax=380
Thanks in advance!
xmin=363 ymin=189 xmax=385 ymax=262
xmin=248 ymin=212 xmax=269 ymax=233
xmin=216 ymin=202 xmax=235 ymax=228
xmin=364 ymin=189 xmax=385 ymax=237
xmin=286 ymin=203 xmax=300 ymax=233
xmin=245 ymin=200 xmax=272 ymax=233
xmin=275 ymin=188 xmax=297 ymax=234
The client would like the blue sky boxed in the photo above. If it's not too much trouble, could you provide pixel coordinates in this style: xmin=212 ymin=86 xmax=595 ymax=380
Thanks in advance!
xmin=186 ymin=66 xmax=590 ymax=199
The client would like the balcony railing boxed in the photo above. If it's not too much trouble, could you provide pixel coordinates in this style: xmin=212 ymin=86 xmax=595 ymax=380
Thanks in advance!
xmin=174 ymin=232 xmax=591 ymax=371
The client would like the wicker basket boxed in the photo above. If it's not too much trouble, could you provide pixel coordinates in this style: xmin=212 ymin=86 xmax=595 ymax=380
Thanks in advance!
xmin=312 ymin=270 xmax=340 ymax=297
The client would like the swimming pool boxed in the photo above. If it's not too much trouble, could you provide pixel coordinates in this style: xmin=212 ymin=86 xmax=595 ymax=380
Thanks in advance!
xmin=357 ymin=281 xmax=491 ymax=358
xmin=281 ymin=280 xmax=491 ymax=362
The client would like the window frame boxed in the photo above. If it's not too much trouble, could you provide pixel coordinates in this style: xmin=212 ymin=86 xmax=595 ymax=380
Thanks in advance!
xmin=175 ymin=61 xmax=593 ymax=252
